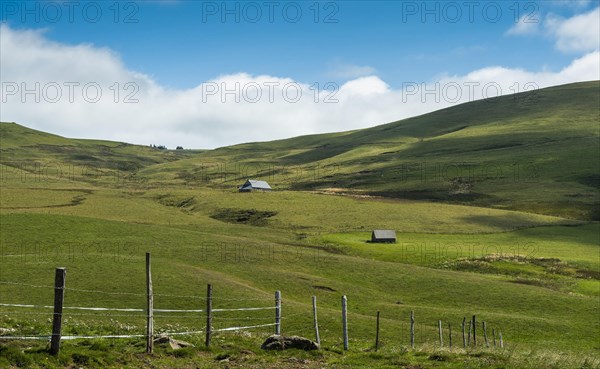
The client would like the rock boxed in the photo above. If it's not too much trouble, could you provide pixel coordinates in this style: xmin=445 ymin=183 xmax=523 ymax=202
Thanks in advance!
xmin=154 ymin=335 xmax=171 ymax=344
xmin=261 ymin=335 xmax=319 ymax=351
xmin=153 ymin=334 xmax=195 ymax=350
xmin=169 ymin=338 xmax=194 ymax=350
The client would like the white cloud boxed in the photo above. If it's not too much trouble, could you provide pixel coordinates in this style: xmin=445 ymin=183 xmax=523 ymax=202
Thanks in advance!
xmin=546 ymin=7 xmax=600 ymax=53
xmin=438 ymin=50 xmax=599 ymax=95
xmin=507 ymin=6 xmax=599 ymax=53
xmin=338 ymin=76 xmax=389 ymax=96
xmin=1 ymin=24 xmax=598 ymax=149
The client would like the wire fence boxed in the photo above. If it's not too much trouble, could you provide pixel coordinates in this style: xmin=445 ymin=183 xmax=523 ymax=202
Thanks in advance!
xmin=0 ymin=263 xmax=281 ymax=348
xmin=0 ymin=295 xmax=278 ymax=341
xmin=0 ymin=263 xmax=507 ymax=354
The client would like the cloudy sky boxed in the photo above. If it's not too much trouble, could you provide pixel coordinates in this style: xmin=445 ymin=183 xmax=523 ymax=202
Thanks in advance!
xmin=1 ymin=0 xmax=598 ymax=149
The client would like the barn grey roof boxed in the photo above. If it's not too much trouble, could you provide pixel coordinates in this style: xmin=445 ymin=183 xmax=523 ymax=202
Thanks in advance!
xmin=372 ymin=230 xmax=396 ymax=239
xmin=240 ymin=179 xmax=272 ymax=190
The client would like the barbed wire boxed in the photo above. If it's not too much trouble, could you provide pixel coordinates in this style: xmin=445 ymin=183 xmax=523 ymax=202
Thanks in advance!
xmin=62 ymin=334 xmax=146 ymax=340
xmin=158 ymin=330 xmax=204 ymax=336
xmin=0 ymin=323 xmax=275 ymax=341
xmin=0 ymin=303 xmax=204 ymax=314
xmin=212 ymin=306 xmax=275 ymax=312
xmin=0 ymin=310 xmax=146 ymax=319
xmin=0 ymin=281 xmax=53 ymax=289
xmin=64 ymin=287 xmax=147 ymax=296
xmin=153 ymin=308 xmax=204 ymax=313
xmin=0 ymin=310 xmax=52 ymax=316
xmin=63 ymin=312 xmax=145 ymax=318
xmin=0 ymin=303 xmax=278 ymax=315
xmin=66 ymin=288 xmax=270 ymax=301
xmin=213 ymin=323 xmax=277 ymax=332
xmin=212 ymin=316 xmax=273 ymax=321
xmin=212 ymin=297 xmax=271 ymax=301
xmin=153 ymin=314 xmax=202 ymax=319
xmin=0 ymin=335 xmax=51 ymax=340
xmin=0 ymin=303 xmax=52 ymax=309
xmin=0 ymin=281 xmax=272 ymax=302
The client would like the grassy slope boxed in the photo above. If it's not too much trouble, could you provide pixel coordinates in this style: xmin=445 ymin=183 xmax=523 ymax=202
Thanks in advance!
xmin=0 ymin=81 xmax=599 ymax=368
xmin=151 ymin=81 xmax=600 ymax=220
xmin=0 ymin=122 xmax=199 ymax=185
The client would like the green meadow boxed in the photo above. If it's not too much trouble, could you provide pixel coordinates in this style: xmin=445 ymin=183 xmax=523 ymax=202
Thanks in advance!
xmin=0 ymin=81 xmax=598 ymax=368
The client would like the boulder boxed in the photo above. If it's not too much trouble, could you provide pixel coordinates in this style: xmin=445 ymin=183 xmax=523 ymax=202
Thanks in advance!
xmin=261 ymin=335 xmax=319 ymax=351
xmin=153 ymin=334 xmax=195 ymax=350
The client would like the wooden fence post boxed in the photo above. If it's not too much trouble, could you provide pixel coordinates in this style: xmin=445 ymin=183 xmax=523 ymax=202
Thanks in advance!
xmin=410 ymin=310 xmax=415 ymax=349
xmin=50 ymin=267 xmax=66 ymax=355
xmin=492 ymin=328 xmax=497 ymax=347
xmin=483 ymin=321 xmax=489 ymax=348
xmin=312 ymin=296 xmax=320 ymax=345
xmin=472 ymin=315 xmax=477 ymax=347
xmin=448 ymin=323 xmax=452 ymax=350
xmin=438 ymin=320 xmax=443 ymax=348
xmin=467 ymin=320 xmax=472 ymax=346
xmin=205 ymin=284 xmax=212 ymax=347
xmin=342 ymin=295 xmax=348 ymax=350
xmin=146 ymin=253 xmax=153 ymax=354
xmin=375 ymin=311 xmax=380 ymax=351
xmin=461 ymin=317 xmax=466 ymax=348
xmin=275 ymin=291 xmax=281 ymax=335
xmin=499 ymin=331 xmax=504 ymax=348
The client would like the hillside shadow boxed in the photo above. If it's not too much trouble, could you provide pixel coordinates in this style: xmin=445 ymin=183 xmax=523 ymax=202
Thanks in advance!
xmin=459 ymin=213 xmax=575 ymax=233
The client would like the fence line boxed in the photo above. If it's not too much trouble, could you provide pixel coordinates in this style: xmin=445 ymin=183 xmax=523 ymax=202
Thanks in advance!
xmin=66 ymin=306 xmax=143 ymax=312
xmin=212 ymin=306 xmax=275 ymax=312
xmin=0 ymin=263 xmax=281 ymax=354
xmin=0 ymin=331 xmax=212 ymax=341
xmin=0 ymin=335 xmax=52 ymax=340
xmin=0 ymin=303 xmax=52 ymax=309
xmin=213 ymin=316 xmax=273 ymax=321
xmin=213 ymin=323 xmax=277 ymax=332
xmin=0 ymin=303 xmax=203 ymax=314
xmin=0 ymin=263 xmax=507 ymax=354
xmin=0 ymin=281 xmax=269 ymax=301
xmin=0 ymin=281 xmax=53 ymax=289
xmin=1 ymin=297 xmax=507 ymax=352
xmin=0 ymin=311 xmax=146 ymax=318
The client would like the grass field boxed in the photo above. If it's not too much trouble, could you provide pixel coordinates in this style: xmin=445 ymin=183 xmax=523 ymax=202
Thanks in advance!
xmin=0 ymin=82 xmax=598 ymax=368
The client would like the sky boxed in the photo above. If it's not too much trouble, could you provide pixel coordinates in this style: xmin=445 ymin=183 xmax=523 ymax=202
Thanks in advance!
xmin=0 ymin=0 xmax=599 ymax=149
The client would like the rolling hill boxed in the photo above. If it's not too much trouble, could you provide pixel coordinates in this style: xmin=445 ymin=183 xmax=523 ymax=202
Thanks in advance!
xmin=2 ymin=81 xmax=598 ymax=220
xmin=143 ymin=80 xmax=600 ymax=220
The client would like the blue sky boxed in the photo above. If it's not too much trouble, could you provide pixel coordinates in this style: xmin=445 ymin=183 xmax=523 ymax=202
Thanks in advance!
xmin=3 ymin=0 xmax=589 ymax=87
xmin=1 ymin=1 xmax=599 ymax=148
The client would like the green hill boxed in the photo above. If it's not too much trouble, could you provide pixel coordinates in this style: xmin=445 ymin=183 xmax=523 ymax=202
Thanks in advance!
xmin=161 ymin=81 xmax=598 ymax=220
xmin=0 ymin=122 xmax=198 ymax=185
xmin=2 ymin=81 xmax=598 ymax=219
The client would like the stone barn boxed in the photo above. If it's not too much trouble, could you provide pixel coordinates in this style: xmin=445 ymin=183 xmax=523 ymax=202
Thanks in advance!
xmin=238 ymin=179 xmax=272 ymax=192
xmin=371 ymin=230 xmax=397 ymax=243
